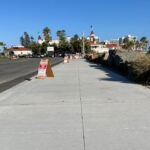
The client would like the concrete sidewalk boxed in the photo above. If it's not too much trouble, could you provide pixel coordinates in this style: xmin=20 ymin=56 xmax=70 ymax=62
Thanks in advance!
xmin=0 ymin=59 xmax=150 ymax=150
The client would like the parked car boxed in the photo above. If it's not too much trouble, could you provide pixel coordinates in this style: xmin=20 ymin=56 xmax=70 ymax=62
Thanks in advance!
xmin=32 ymin=54 xmax=41 ymax=58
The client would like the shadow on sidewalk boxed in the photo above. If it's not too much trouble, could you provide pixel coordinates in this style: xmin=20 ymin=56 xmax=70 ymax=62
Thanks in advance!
xmin=87 ymin=60 xmax=133 ymax=84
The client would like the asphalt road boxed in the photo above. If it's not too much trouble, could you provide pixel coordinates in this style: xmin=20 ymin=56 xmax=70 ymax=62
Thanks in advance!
xmin=0 ymin=57 xmax=63 ymax=92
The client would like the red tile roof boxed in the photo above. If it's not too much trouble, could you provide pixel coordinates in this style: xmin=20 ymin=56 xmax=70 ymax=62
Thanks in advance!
xmin=8 ymin=47 xmax=32 ymax=51
xmin=90 ymin=41 xmax=100 ymax=45
xmin=106 ymin=44 xmax=118 ymax=48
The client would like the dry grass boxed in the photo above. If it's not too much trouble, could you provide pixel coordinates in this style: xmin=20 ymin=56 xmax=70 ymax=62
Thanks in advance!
xmin=132 ymin=54 xmax=150 ymax=84
xmin=132 ymin=54 xmax=150 ymax=75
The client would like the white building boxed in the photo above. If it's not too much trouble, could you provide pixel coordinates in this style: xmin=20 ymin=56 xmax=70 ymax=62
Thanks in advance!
xmin=86 ymin=30 xmax=109 ymax=53
xmin=91 ymin=44 xmax=109 ymax=53
xmin=49 ymin=40 xmax=59 ymax=45
xmin=38 ymin=35 xmax=72 ymax=45
xmin=5 ymin=46 xmax=32 ymax=56
xmin=38 ymin=35 xmax=60 ymax=45
xmin=119 ymin=35 xmax=137 ymax=45
xmin=103 ymin=40 xmax=110 ymax=44
xmin=66 ymin=36 xmax=71 ymax=42
xmin=110 ymin=39 xmax=119 ymax=45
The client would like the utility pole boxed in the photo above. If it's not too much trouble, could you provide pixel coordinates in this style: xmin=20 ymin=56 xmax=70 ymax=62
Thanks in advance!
xmin=82 ymin=32 xmax=85 ymax=55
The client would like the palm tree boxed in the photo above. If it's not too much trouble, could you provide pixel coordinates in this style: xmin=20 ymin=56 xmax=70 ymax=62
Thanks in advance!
xmin=123 ymin=38 xmax=134 ymax=51
xmin=56 ymin=30 xmax=66 ymax=40
xmin=135 ymin=41 xmax=142 ymax=50
xmin=43 ymin=27 xmax=50 ymax=37
xmin=0 ymin=42 xmax=5 ymax=46
xmin=43 ymin=27 xmax=52 ymax=43
xmin=140 ymin=37 xmax=148 ymax=51
xmin=0 ymin=42 xmax=6 ymax=53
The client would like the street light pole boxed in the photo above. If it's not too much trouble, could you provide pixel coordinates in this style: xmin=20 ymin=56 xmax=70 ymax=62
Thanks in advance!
xmin=82 ymin=32 xmax=85 ymax=55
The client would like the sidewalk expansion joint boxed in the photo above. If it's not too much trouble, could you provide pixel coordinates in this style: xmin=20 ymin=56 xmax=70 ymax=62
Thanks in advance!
xmin=77 ymin=63 xmax=86 ymax=150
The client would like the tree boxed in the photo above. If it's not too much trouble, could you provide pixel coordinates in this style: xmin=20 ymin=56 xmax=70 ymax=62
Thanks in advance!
xmin=24 ymin=32 xmax=31 ymax=48
xmin=20 ymin=32 xmax=32 ymax=48
xmin=20 ymin=36 xmax=25 ymax=46
xmin=9 ymin=51 xmax=14 ymax=56
xmin=43 ymin=27 xmax=50 ymax=36
xmin=56 ymin=30 xmax=66 ymax=40
xmin=30 ymin=36 xmax=34 ymax=43
xmin=140 ymin=37 xmax=148 ymax=44
xmin=128 ymin=41 xmax=134 ymax=50
xmin=0 ymin=42 xmax=6 ymax=53
xmin=140 ymin=36 xmax=148 ymax=51
xmin=123 ymin=37 xmax=129 ymax=44
xmin=58 ymin=40 xmax=72 ymax=53
xmin=29 ymin=42 xmax=41 ymax=55
xmin=85 ymin=40 xmax=91 ymax=54
xmin=73 ymin=34 xmax=79 ymax=40
xmin=45 ymin=34 xmax=51 ymax=43
xmin=41 ymin=42 xmax=48 ymax=55
xmin=70 ymin=34 xmax=82 ymax=53
xmin=56 ymin=30 xmax=72 ymax=53
xmin=122 ymin=37 xmax=134 ymax=50
xmin=0 ymin=42 xmax=5 ymax=46
xmin=133 ymin=37 xmax=137 ymax=50
xmin=43 ymin=27 xmax=52 ymax=43
xmin=135 ymin=41 xmax=142 ymax=50
xmin=51 ymin=43 xmax=59 ymax=53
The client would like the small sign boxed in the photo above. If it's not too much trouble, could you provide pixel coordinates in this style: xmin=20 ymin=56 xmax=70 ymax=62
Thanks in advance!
xmin=37 ymin=59 xmax=54 ymax=79
xmin=47 ymin=47 xmax=54 ymax=52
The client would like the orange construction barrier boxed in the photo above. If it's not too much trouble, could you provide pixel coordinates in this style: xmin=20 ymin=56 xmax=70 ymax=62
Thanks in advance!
xmin=70 ymin=55 xmax=73 ymax=60
xmin=37 ymin=59 xmax=54 ymax=79
xmin=64 ymin=56 xmax=69 ymax=63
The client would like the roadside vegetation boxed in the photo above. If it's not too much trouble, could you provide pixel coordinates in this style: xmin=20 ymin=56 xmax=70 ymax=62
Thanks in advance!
xmin=132 ymin=54 xmax=150 ymax=84
xmin=88 ymin=50 xmax=150 ymax=85
xmin=0 ymin=42 xmax=9 ymax=59
xmin=0 ymin=56 xmax=9 ymax=59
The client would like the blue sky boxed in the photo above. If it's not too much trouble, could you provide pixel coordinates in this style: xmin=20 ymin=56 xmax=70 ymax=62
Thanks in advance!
xmin=0 ymin=0 xmax=150 ymax=47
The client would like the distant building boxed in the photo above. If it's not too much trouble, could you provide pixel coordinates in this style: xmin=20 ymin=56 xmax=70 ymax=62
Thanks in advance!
xmin=49 ymin=40 xmax=59 ymax=45
xmin=38 ymin=35 xmax=59 ymax=46
xmin=87 ymin=30 xmax=100 ymax=44
xmin=106 ymin=43 xmax=118 ymax=49
xmin=110 ymin=39 xmax=119 ymax=45
xmin=86 ymin=30 xmax=118 ymax=52
xmin=87 ymin=30 xmax=106 ymax=52
xmin=38 ymin=35 xmax=71 ymax=45
xmin=66 ymin=36 xmax=71 ymax=42
xmin=119 ymin=35 xmax=137 ymax=45
xmin=103 ymin=40 xmax=110 ymax=44
xmin=38 ymin=35 xmax=59 ymax=45
xmin=5 ymin=46 xmax=32 ymax=56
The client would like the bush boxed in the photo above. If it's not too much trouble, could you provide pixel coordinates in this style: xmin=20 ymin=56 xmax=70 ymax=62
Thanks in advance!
xmin=132 ymin=54 xmax=150 ymax=84
xmin=87 ymin=49 xmax=150 ymax=85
